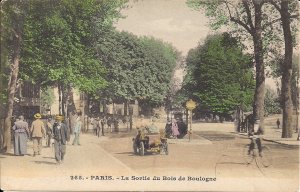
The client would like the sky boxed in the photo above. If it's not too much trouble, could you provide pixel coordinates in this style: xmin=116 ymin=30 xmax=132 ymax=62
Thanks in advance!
xmin=114 ymin=0 xmax=279 ymax=88
xmin=115 ymin=0 xmax=211 ymax=56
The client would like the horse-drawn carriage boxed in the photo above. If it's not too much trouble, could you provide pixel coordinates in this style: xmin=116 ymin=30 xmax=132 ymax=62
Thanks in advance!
xmin=132 ymin=125 xmax=168 ymax=156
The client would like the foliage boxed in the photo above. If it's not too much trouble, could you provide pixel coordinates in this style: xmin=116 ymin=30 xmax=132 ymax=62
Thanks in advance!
xmin=40 ymin=87 xmax=55 ymax=109
xmin=291 ymin=55 xmax=299 ymax=109
xmin=20 ymin=0 xmax=128 ymax=95
xmin=96 ymin=30 xmax=179 ymax=106
xmin=181 ymin=33 xmax=255 ymax=115
xmin=186 ymin=0 xmax=298 ymax=58
xmin=269 ymin=54 xmax=299 ymax=109
xmin=264 ymin=86 xmax=281 ymax=116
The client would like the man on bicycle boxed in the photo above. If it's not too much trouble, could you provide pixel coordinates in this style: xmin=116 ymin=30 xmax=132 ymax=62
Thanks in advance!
xmin=248 ymin=118 xmax=263 ymax=156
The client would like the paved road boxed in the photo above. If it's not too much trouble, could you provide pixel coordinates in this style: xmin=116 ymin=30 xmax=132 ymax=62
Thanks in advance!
xmin=1 ymin=131 xmax=299 ymax=191
xmin=100 ymin=131 xmax=299 ymax=191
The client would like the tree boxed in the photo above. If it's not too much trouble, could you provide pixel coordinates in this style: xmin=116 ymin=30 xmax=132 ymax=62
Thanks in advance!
xmin=267 ymin=0 xmax=299 ymax=138
xmin=187 ymin=0 xmax=299 ymax=136
xmin=20 ymin=0 xmax=127 ymax=116
xmin=0 ymin=0 xmax=28 ymax=152
xmin=0 ymin=0 xmax=128 ymax=149
xmin=264 ymin=86 xmax=281 ymax=116
xmin=181 ymin=33 xmax=255 ymax=118
xmin=96 ymin=31 xmax=179 ymax=115
xmin=186 ymin=0 xmax=271 ymax=130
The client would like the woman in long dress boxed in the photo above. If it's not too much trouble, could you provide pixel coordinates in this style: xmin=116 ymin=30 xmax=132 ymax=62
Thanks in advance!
xmin=12 ymin=115 xmax=29 ymax=156
xmin=171 ymin=119 xmax=180 ymax=138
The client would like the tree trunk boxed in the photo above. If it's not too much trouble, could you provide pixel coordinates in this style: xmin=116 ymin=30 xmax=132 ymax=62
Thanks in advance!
xmin=58 ymin=84 xmax=62 ymax=115
xmin=129 ymin=105 xmax=133 ymax=131
xmin=280 ymin=0 xmax=293 ymax=138
xmin=2 ymin=32 xmax=21 ymax=152
xmin=124 ymin=100 xmax=128 ymax=116
xmin=67 ymin=86 xmax=77 ymax=134
xmin=62 ymin=85 xmax=67 ymax=117
xmin=252 ymin=1 xmax=265 ymax=131
xmin=236 ymin=107 xmax=241 ymax=132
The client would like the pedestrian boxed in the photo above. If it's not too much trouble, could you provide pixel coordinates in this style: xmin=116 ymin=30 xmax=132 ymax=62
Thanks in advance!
xmin=107 ymin=116 xmax=113 ymax=133
xmin=53 ymin=115 xmax=70 ymax=164
xmin=45 ymin=117 xmax=53 ymax=147
xmin=171 ymin=119 xmax=180 ymax=139
xmin=177 ymin=118 xmax=187 ymax=139
xmin=30 ymin=113 xmax=45 ymax=156
xmin=276 ymin=118 xmax=280 ymax=129
xmin=72 ymin=114 xmax=82 ymax=145
xmin=12 ymin=115 xmax=29 ymax=156
xmin=113 ymin=117 xmax=119 ymax=132
xmin=164 ymin=119 xmax=172 ymax=138
xmin=93 ymin=117 xmax=101 ymax=137
xmin=92 ymin=116 xmax=98 ymax=136
xmin=100 ymin=116 xmax=106 ymax=136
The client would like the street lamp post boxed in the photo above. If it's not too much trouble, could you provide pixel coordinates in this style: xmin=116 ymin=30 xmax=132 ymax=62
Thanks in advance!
xmin=186 ymin=99 xmax=197 ymax=142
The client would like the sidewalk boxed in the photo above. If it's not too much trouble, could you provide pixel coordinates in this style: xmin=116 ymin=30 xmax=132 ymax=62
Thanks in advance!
xmin=167 ymin=133 xmax=212 ymax=145
xmin=166 ymin=119 xmax=300 ymax=146
xmin=236 ymin=126 xmax=300 ymax=146
xmin=259 ymin=128 xmax=299 ymax=146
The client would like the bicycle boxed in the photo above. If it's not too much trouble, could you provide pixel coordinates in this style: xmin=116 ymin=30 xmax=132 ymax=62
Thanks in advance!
xmin=243 ymin=135 xmax=273 ymax=168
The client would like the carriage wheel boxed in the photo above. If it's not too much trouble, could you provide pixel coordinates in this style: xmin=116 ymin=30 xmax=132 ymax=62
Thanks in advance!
xmin=133 ymin=142 xmax=138 ymax=155
xmin=258 ymin=146 xmax=272 ymax=167
xmin=163 ymin=142 xmax=169 ymax=155
xmin=139 ymin=141 xmax=145 ymax=156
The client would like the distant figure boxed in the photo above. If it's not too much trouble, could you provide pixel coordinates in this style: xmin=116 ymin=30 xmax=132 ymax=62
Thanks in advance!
xmin=30 ymin=113 xmax=45 ymax=156
xmin=72 ymin=115 xmax=82 ymax=145
xmin=107 ymin=116 xmax=113 ymax=133
xmin=12 ymin=116 xmax=29 ymax=156
xmin=93 ymin=117 xmax=101 ymax=137
xmin=171 ymin=119 xmax=180 ymax=138
xmin=276 ymin=119 xmax=280 ymax=129
xmin=53 ymin=115 xmax=70 ymax=164
xmin=113 ymin=117 xmax=119 ymax=132
xmin=177 ymin=118 xmax=188 ymax=139
xmin=100 ymin=116 xmax=106 ymax=136
xmin=45 ymin=117 xmax=53 ymax=147
xmin=164 ymin=119 xmax=172 ymax=138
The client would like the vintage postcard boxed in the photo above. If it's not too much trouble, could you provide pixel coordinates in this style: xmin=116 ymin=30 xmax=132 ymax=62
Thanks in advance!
xmin=1 ymin=0 xmax=299 ymax=191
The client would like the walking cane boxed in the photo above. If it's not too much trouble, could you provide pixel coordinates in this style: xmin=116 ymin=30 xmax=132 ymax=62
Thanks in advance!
xmin=51 ymin=138 xmax=54 ymax=152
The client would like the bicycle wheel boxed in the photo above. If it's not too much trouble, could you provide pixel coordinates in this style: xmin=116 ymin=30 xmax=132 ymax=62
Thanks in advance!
xmin=243 ymin=145 xmax=254 ymax=165
xmin=258 ymin=146 xmax=272 ymax=167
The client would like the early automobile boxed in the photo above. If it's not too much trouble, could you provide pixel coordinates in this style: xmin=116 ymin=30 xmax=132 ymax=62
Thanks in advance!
xmin=132 ymin=124 xmax=168 ymax=156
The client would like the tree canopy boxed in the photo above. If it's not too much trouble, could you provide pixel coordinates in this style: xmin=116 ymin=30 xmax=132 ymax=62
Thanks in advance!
xmin=181 ymin=33 xmax=255 ymax=115
xmin=20 ymin=0 xmax=128 ymax=94
xmin=96 ymin=30 xmax=180 ymax=106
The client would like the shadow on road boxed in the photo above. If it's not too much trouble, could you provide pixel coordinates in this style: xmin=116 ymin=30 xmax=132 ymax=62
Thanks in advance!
xmin=216 ymin=162 xmax=245 ymax=165
xmin=115 ymin=152 xmax=136 ymax=156
xmin=0 ymin=153 xmax=16 ymax=156
xmin=33 ymin=160 xmax=57 ymax=165
xmin=43 ymin=156 xmax=55 ymax=160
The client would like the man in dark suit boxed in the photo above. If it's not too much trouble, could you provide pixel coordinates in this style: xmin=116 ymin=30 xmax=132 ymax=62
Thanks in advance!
xmin=53 ymin=115 xmax=70 ymax=164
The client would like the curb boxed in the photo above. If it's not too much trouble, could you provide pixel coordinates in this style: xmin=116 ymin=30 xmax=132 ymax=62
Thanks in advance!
xmin=262 ymin=138 xmax=300 ymax=147
xmin=232 ymin=132 xmax=300 ymax=146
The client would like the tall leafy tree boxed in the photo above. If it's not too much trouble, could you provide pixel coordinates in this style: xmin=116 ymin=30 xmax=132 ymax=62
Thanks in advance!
xmin=185 ymin=0 xmax=267 ymax=130
xmin=267 ymin=0 xmax=299 ymax=138
xmin=97 ymin=30 xmax=179 ymax=114
xmin=182 ymin=33 xmax=255 ymax=116
xmin=186 ymin=0 xmax=298 ymax=136
xmin=0 ymin=0 xmax=28 ymax=151
xmin=0 ymin=0 xmax=127 ymax=149
xmin=20 ymin=0 xmax=127 ymax=115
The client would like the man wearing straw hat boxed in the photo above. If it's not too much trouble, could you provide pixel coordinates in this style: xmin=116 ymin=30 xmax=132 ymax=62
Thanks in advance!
xmin=53 ymin=115 xmax=70 ymax=164
xmin=30 ymin=113 xmax=45 ymax=156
